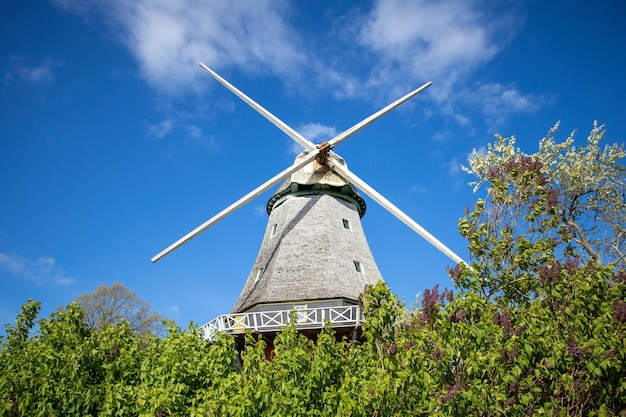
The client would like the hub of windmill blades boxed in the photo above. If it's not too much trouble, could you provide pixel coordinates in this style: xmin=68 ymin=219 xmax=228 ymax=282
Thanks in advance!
xmin=316 ymin=141 xmax=332 ymax=165
xmin=150 ymin=63 xmax=467 ymax=267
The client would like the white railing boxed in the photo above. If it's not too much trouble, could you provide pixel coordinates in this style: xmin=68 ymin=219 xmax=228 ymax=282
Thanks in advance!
xmin=200 ymin=305 xmax=362 ymax=340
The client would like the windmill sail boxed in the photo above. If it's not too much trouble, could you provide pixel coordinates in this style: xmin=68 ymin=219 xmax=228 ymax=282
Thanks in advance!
xmin=151 ymin=64 xmax=467 ymax=341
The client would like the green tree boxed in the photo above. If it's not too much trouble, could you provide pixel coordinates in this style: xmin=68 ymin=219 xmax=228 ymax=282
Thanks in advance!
xmin=443 ymin=121 xmax=626 ymax=414
xmin=463 ymin=121 xmax=625 ymax=270
xmin=75 ymin=282 xmax=166 ymax=337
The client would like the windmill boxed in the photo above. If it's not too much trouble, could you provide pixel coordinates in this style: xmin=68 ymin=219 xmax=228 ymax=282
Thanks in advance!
xmin=152 ymin=64 xmax=466 ymax=342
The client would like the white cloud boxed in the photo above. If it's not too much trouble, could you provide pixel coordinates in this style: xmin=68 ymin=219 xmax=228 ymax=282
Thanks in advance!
xmin=432 ymin=130 xmax=451 ymax=143
xmin=145 ymin=118 xmax=218 ymax=153
xmin=185 ymin=124 xmax=217 ymax=151
xmin=52 ymin=0 xmax=308 ymax=95
xmin=3 ymin=58 xmax=63 ymax=85
xmin=435 ymin=81 xmax=548 ymax=131
xmin=463 ymin=82 xmax=549 ymax=130
xmin=20 ymin=63 xmax=55 ymax=83
xmin=475 ymin=82 xmax=543 ymax=116
xmin=0 ymin=252 xmax=75 ymax=286
xmin=288 ymin=141 xmax=306 ymax=157
xmin=299 ymin=122 xmax=338 ymax=143
xmin=52 ymin=0 xmax=516 ymax=100
xmin=145 ymin=119 xmax=174 ymax=139
xmin=353 ymin=0 xmax=544 ymax=129
xmin=444 ymin=157 xmax=461 ymax=176
xmin=51 ymin=0 xmax=540 ymax=129
xmin=0 ymin=252 xmax=27 ymax=275
xmin=254 ymin=204 xmax=267 ymax=218
xmin=283 ymin=122 xmax=339 ymax=156
xmin=359 ymin=0 xmax=513 ymax=94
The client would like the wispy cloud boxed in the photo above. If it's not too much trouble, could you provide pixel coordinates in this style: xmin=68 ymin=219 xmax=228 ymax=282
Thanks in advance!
xmin=284 ymin=122 xmax=339 ymax=155
xmin=52 ymin=0 xmax=308 ymax=95
xmin=51 ymin=0 xmax=542 ymax=128
xmin=358 ymin=0 xmax=514 ymax=93
xmin=0 ymin=253 xmax=75 ymax=286
xmin=145 ymin=119 xmax=217 ymax=152
xmin=145 ymin=119 xmax=174 ymax=139
xmin=20 ymin=63 xmax=55 ymax=83
xmin=166 ymin=305 xmax=179 ymax=316
xmin=356 ymin=0 xmax=542 ymax=128
xmin=432 ymin=130 xmax=452 ymax=143
xmin=299 ymin=122 xmax=338 ymax=142
xmin=0 ymin=252 xmax=27 ymax=275
xmin=460 ymin=82 xmax=551 ymax=131
xmin=3 ymin=57 xmax=63 ymax=85
xmin=254 ymin=204 xmax=268 ymax=218
xmin=185 ymin=124 xmax=218 ymax=151
xmin=444 ymin=157 xmax=462 ymax=177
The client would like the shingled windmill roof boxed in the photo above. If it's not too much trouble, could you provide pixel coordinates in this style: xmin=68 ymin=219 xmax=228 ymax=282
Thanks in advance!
xmin=231 ymin=153 xmax=383 ymax=313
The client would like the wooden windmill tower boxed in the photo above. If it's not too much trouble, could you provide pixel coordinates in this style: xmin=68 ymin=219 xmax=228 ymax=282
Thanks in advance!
xmin=152 ymin=64 xmax=466 ymax=343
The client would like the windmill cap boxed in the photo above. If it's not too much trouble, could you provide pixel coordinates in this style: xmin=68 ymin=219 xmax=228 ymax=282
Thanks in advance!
xmin=266 ymin=152 xmax=366 ymax=217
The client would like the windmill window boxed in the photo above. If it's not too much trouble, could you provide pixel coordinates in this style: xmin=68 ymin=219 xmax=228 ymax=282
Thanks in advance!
xmin=354 ymin=261 xmax=363 ymax=273
xmin=342 ymin=219 xmax=351 ymax=230
xmin=271 ymin=223 xmax=278 ymax=237
xmin=255 ymin=266 xmax=266 ymax=282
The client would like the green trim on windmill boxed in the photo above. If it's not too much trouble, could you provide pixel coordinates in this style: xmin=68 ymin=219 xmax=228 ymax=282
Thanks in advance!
xmin=267 ymin=182 xmax=366 ymax=218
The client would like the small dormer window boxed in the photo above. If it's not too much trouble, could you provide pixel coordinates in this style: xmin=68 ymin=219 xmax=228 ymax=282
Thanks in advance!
xmin=342 ymin=219 xmax=351 ymax=230
xmin=255 ymin=266 xmax=266 ymax=282
xmin=271 ymin=223 xmax=278 ymax=237
xmin=354 ymin=261 xmax=363 ymax=273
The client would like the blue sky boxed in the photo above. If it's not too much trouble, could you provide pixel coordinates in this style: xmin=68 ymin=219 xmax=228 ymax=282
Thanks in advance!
xmin=1 ymin=0 xmax=625 ymax=330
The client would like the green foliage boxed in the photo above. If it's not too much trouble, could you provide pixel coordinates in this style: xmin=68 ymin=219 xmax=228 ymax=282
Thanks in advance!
xmin=1 ymin=123 xmax=624 ymax=415
xmin=3 ymin=273 xmax=623 ymax=415
xmin=0 ymin=303 xmax=239 ymax=416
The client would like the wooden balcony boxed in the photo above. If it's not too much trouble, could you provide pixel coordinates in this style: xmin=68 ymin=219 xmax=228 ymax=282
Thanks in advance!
xmin=200 ymin=305 xmax=362 ymax=341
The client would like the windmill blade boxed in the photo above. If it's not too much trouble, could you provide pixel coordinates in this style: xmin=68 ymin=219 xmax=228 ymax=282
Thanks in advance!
xmin=327 ymin=81 xmax=432 ymax=149
xmin=199 ymin=63 xmax=315 ymax=151
xmin=200 ymin=63 xmax=432 ymax=158
xmin=327 ymin=156 xmax=467 ymax=266
xmin=151 ymin=150 xmax=320 ymax=263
